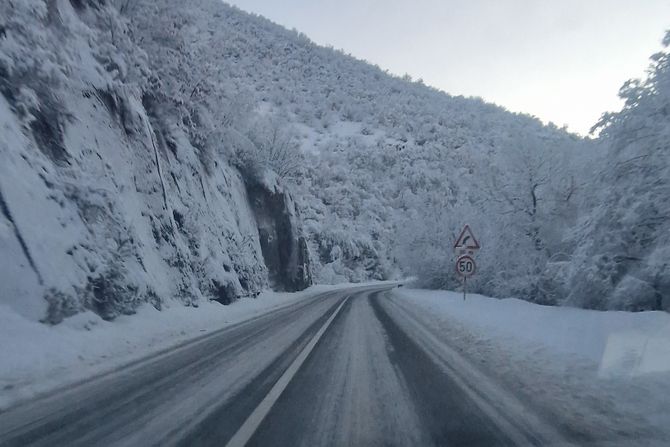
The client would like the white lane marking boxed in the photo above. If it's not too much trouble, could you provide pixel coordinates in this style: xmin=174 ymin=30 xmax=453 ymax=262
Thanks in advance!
xmin=224 ymin=295 xmax=351 ymax=447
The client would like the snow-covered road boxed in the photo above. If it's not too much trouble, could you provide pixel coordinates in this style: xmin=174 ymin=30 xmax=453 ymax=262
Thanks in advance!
xmin=2 ymin=286 xmax=665 ymax=446
xmin=244 ymin=289 xmax=548 ymax=446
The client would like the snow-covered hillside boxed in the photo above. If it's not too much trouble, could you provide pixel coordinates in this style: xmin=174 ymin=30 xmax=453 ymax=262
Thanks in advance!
xmin=2 ymin=0 xmax=667 ymax=322
xmin=0 ymin=0 xmax=311 ymax=323
xmin=126 ymin=0 xmax=593 ymax=288
xmin=127 ymin=0 xmax=669 ymax=311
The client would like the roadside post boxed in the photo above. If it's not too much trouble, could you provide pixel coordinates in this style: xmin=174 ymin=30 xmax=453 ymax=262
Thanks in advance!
xmin=454 ymin=225 xmax=480 ymax=300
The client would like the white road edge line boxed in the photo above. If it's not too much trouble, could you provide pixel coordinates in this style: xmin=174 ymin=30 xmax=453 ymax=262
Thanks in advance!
xmin=224 ymin=295 xmax=351 ymax=447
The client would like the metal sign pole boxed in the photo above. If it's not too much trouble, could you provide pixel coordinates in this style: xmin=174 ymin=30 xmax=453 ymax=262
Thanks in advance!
xmin=463 ymin=276 xmax=467 ymax=301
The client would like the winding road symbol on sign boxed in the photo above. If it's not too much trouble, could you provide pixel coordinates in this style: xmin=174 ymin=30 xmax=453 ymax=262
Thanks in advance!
xmin=454 ymin=225 xmax=480 ymax=251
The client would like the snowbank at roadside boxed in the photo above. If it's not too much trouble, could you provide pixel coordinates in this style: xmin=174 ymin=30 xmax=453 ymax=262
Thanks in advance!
xmin=395 ymin=289 xmax=670 ymax=377
xmin=392 ymin=289 xmax=670 ymax=444
xmin=0 ymin=283 xmax=388 ymax=411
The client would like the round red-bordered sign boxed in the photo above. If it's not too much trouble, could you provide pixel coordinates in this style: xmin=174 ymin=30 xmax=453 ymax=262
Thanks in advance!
xmin=455 ymin=255 xmax=476 ymax=278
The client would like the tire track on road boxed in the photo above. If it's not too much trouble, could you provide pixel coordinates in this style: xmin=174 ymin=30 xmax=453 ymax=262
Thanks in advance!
xmin=370 ymin=292 xmax=519 ymax=446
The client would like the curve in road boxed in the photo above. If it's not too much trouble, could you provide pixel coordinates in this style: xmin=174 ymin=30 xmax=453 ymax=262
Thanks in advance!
xmin=0 ymin=286 xmax=569 ymax=447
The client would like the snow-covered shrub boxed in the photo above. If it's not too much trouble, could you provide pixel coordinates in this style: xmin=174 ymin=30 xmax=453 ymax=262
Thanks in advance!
xmin=245 ymin=118 xmax=304 ymax=181
xmin=87 ymin=268 xmax=140 ymax=320
xmin=42 ymin=289 xmax=81 ymax=325
xmin=0 ymin=1 xmax=73 ymax=163
xmin=609 ymin=276 xmax=659 ymax=312
xmin=537 ymin=260 xmax=572 ymax=306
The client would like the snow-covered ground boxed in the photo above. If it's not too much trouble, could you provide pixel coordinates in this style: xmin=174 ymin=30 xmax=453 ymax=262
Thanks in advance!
xmin=0 ymin=283 xmax=388 ymax=411
xmin=393 ymin=288 xmax=670 ymax=444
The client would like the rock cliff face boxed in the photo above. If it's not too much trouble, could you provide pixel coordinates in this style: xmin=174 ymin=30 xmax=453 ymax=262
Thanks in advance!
xmin=0 ymin=0 xmax=310 ymax=323
xmin=246 ymin=174 xmax=312 ymax=292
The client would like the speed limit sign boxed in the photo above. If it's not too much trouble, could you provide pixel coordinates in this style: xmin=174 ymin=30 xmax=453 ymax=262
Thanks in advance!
xmin=456 ymin=255 xmax=476 ymax=278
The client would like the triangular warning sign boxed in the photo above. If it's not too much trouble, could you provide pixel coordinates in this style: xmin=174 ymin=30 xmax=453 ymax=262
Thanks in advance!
xmin=454 ymin=225 xmax=480 ymax=250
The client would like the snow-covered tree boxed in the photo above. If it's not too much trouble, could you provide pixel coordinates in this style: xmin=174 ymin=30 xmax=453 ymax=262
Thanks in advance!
xmin=563 ymin=31 xmax=670 ymax=311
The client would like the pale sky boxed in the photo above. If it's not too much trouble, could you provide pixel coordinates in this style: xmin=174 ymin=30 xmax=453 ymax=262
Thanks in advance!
xmin=226 ymin=0 xmax=670 ymax=135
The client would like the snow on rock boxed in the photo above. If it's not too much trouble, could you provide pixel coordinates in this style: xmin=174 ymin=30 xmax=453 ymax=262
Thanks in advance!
xmin=246 ymin=171 xmax=312 ymax=292
xmin=393 ymin=289 xmax=670 ymax=443
xmin=0 ymin=0 xmax=312 ymax=323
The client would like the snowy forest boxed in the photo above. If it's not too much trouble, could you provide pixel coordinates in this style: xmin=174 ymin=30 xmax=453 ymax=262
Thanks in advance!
xmin=1 ymin=0 xmax=668 ymax=323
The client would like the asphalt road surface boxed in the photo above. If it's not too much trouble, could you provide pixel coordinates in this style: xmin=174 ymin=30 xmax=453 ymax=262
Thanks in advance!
xmin=0 ymin=286 xmax=570 ymax=446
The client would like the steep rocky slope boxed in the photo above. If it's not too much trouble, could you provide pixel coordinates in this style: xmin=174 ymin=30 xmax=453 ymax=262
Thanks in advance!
xmin=0 ymin=0 xmax=311 ymax=323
